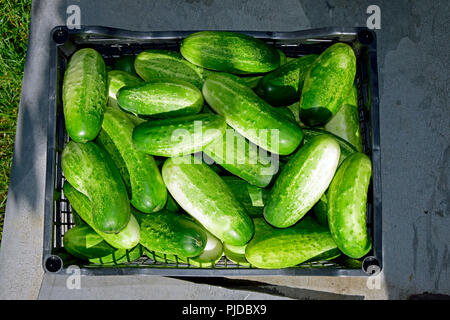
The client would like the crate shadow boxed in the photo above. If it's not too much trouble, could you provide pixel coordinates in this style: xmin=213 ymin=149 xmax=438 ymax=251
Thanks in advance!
xmin=170 ymin=277 xmax=364 ymax=300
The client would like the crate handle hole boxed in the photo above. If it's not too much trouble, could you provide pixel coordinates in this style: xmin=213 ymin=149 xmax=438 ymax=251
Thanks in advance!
xmin=357 ymin=30 xmax=375 ymax=46
xmin=362 ymin=256 xmax=381 ymax=275
xmin=53 ymin=27 xmax=69 ymax=44
xmin=45 ymin=255 xmax=63 ymax=273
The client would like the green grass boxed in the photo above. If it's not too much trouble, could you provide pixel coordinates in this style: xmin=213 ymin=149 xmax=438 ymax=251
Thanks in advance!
xmin=0 ymin=0 xmax=32 ymax=243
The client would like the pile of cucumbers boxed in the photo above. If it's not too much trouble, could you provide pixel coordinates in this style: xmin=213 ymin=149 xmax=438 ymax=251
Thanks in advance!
xmin=61 ymin=31 xmax=372 ymax=269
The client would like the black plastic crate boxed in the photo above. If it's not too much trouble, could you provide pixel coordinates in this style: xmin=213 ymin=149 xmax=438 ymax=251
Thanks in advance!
xmin=43 ymin=26 xmax=382 ymax=276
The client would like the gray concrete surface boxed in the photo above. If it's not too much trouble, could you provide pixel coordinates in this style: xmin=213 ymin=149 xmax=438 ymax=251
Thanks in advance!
xmin=0 ymin=0 xmax=448 ymax=300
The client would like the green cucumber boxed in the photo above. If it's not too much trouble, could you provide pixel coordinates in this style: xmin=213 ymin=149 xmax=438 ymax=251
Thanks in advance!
xmin=302 ymin=128 xmax=357 ymax=166
xmin=89 ymin=245 xmax=143 ymax=265
xmin=70 ymin=209 xmax=86 ymax=227
xmin=165 ymin=194 xmax=181 ymax=212
xmin=180 ymin=31 xmax=280 ymax=74
xmin=241 ymin=75 xmax=263 ymax=89
xmin=273 ymin=106 xmax=297 ymax=122
xmin=313 ymin=193 xmax=329 ymax=227
xmin=64 ymin=224 xmax=142 ymax=264
xmin=203 ymin=72 xmax=303 ymax=155
xmin=264 ymin=134 xmax=340 ymax=228
xmin=324 ymin=84 xmax=363 ymax=152
xmin=146 ymin=228 xmax=223 ymax=267
xmin=63 ymin=182 xmax=140 ymax=249
xmin=107 ymin=70 xmax=143 ymax=110
xmin=223 ymin=242 xmax=250 ymax=267
xmin=117 ymin=79 xmax=204 ymax=117
xmin=306 ymin=247 xmax=341 ymax=262
xmin=245 ymin=216 xmax=338 ymax=268
xmin=286 ymin=57 xmax=296 ymax=63
xmin=63 ymin=225 xmax=116 ymax=260
xmin=96 ymin=129 xmax=132 ymax=195
xmin=134 ymin=209 xmax=207 ymax=257
xmin=277 ymin=49 xmax=287 ymax=65
xmin=132 ymin=113 xmax=226 ymax=157
xmin=299 ymin=43 xmax=356 ymax=126
xmin=162 ymin=155 xmax=254 ymax=246
xmin=185 ymin=229 xmax=223 ymax=265
xmin=62 ymin=48 xmax=107 ymax=142
xmin=221 ymin=176 xmax=268 ymax=217
xmin=62 ymin=141 xmax=130 ymax=234
xmin=203 ymin=126 xmax=277 ymax=187
xmin=257 ymin=54 xmax=318 ymax=107
xmin=327 ymin=152 xmax=372 ymax=258
xmin=113 ymin=54 xmax=138 ymax=77
xmin=101 ymin=107 xmax=167 ymax=213
xmin=134 ymin=49 xmax=204 ymax=89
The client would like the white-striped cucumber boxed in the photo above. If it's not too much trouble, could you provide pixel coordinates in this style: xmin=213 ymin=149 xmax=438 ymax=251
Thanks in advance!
xmin=264 ymin=134 xmax=340 ymax=228
xmin=132 ymin=113 xmax=226 ymax=157
xmin=63 ymin=48 xmax=108 ymax=142
xmin=61 ymin=141 xmax=131 ymax=234
xmin=245 ymin=217 xmax=338 ymax=268
xmin=117 ymin=79 xmax=204 ymax=118
xmin=100 ymin=107 xmax=168 ymax=213
xmin=180 ymin=31 xmax=280 ymax=74
xmin=327 ymin=152 xmax=372 ymax=258
xmin=63 ymin=182 xmax=140 ymax=250
xmin=203 ymin=72 xmax=304 ymax=155
xmin=203 ymin=126 xmax=278 ymax=187
xmin=162 ymin=155 xmax=254 ymax=246
xmin=134 ymin=49 xmax=206 ymax=89
xmin=299 ymin=43 xmax=356 ymax=126
xmin=324 ymin=84 xmax=363 ymax=152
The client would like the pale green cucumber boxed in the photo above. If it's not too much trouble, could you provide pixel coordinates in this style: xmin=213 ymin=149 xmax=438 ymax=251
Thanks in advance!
xmin=101 ymin=107 xmax=168 ymax=213
xmin=299 ymin=43 xmax=356 ymax=126
xmin=113 ymin=55 xmax=138 ymax=77
xmin=107 ymin=70 xmax=143 ymax=110
xmin=223 ymin=242 xmax=250 ymax=267
xmin=203 ymin=126 xmax=278 ymax=187
xmin=132 ymin=113 xmax=227 ymax=157
xmin=203 ymin=72 xmax=304 ymax=155
xmin=63 ymin=182 xmax=140 ymax=250
xmin=89 ymin=244 xmax=143 ymax=265
xmin=221 ymin=176 xmax=268 ymax=217
xmin=162 ymin=155 xmax=254 ymax=246
xmin=62 ymin=48 xmax=107 ymax=142
xmin=134 ymin=209 xmax=207 ymax=257
xmin=146 ymin=229 xmax=223 ymax=267
xmin=63 ymin=224 xmax=116 ymax=260
xmin=245 ymin=216 xmax=338 ymax=269
xmin=327 ymin=152 xmax=372 ymax=258
xmin=324 ymin=84 xmax=363 ymax=152
xmin=134 ymin=49 xmax=204 ymax=88
xmin=180 ymin=31 xmax=280 ymax=74
xmin=302 ymin=128 xmax=357 ymax=166
xmin=117 ymin=79 xmax=204 ymax=117
xmin=278 ymin=49 xmax=287 ymax=65
xmin=264 ymin=134 xmax=340 ymax=228
xmin=61 ymin=141 xmax=131 ymax=234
